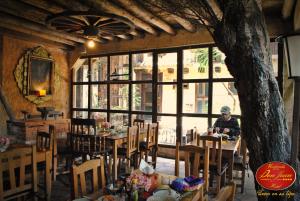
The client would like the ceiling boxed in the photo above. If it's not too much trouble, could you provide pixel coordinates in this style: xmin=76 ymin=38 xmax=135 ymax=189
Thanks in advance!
xmin=0 ymin=0 xmax=296 ymax=49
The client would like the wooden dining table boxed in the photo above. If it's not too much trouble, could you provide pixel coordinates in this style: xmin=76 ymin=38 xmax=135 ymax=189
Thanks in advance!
xmin=98 ymin=128 xmax=147 ymax=181
xmin=73 ymin=169 xmax=205 ymax=201
xmin=3 ymin=144 xmax=52 ymax=201
xmin=189 ymin=134 xmax=241 ymax=180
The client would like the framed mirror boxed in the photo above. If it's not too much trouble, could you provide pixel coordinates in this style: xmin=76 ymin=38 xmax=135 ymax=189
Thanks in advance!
xmin=28 ymin=57 xmax=53 ymax=95
xmin=14 ymin=46 xmax=55 ymax=104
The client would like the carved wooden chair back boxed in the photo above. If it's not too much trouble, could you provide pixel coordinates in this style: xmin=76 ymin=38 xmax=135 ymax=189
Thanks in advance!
xmin=175 ymin=142 xmax=210 ymax=193
xmin=233 ymin=138 xmax=248 ymax=193
xmin=133 ymin=119 xmax=145 ymax=130
xmin=127 ymin=125 xmax=139 ymax=157
xmin=212 ymin=181 xmax=236 ymax=201
xmin=71 ymin=157 xmax=105 ymax=200
xmin=71 ymin=134 xmax=101 ymax=158
xmin=197 ymin=135 xmax=227 ymax=193
xmin=36 ymin=125 xmax=54 ymax=152
xmin=0 ymin=145 xmax=38 ymax=201
xmin=71 ymin=118 xmax=97 ymax=135
xmin=197 ymin=135 xmax=222 ymax=167
xmin=146 ymin=123 xmax=158 ymax=149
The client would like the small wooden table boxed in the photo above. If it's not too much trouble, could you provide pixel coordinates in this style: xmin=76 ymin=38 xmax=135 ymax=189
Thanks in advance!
xmin=189 ymin=135 xmax=241 ymax=180
xmin=4 ymin=144 xmax=52 ymax=201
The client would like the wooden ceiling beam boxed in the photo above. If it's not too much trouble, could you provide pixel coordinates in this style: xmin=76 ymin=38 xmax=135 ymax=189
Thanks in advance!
xmin=0 ymin=0 xmax=48 ymax=25
xmin=85 ymin=0 xmax=158 ymax=35
xmin=86 ymin=16 xmax=290 ymax=55
xmin=206 ymin=0 xmax=223 ymax=20
xmin=0 ymin=28 xmax=73 ymax=50
xmin=171 ymin=15 xmax=196 ymax=32
xmin=282 ymin=0 xmax=296 ymax=19
xmin=116 ymin=0 xmax=175 ymax=35
xmin=20 ymin=0 xmax=65 ymax=14
xmin=130 ymin=30 xmax=145 ymax=38
xmin=117 ymin=34 xmax=133 ymax=40
xmin=0 ymin=13 xmax=84 ymax=45
xmin=294 ymin=0 xmax=300 ymax=30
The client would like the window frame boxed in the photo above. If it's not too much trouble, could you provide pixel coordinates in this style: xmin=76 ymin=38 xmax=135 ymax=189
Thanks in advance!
xmin=72 ymin=42 xmax=283 ymax=146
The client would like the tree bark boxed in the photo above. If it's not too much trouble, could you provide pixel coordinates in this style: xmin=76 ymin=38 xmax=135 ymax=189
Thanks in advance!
xmin=212 ymin=1 xmax=293 ymax=200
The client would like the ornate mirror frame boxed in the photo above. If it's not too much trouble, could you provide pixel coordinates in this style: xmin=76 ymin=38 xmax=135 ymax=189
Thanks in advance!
xmin=14 ymin=46 xmax=55 ymax=104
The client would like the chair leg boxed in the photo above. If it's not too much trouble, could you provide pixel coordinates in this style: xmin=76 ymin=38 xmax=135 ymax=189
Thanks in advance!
xmin=216 ymin=175 xmax=221 ymax=194
xmin=241 ymin=170 xmax=246 ymax=193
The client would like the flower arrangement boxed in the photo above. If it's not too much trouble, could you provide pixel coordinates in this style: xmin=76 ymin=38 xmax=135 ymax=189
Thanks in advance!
xmin=0 ymin=136 xmax=10 ymax=152
xmin=101 ymin=122 xmax=111 ymax=129
xmin=126 ymin=171 xmax=152 ymax=192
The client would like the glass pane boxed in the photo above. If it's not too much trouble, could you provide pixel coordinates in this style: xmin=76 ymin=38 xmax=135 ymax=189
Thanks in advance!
xmin=90 ymin=112 xmax=107 ymax=121
xmin=74 ymin=59 xmax=88 ymax=82
xmin=91 ymin=85 xmax=107 ymax=109
xmin=91 ymin=57 xmax=108 ymax=81
xmin=157 ymin=116 xmax=176 ymax=145
xmin=110 ymin=55 xmax=129 ymax=80
xmin=158 ymin=52 xmax=177 ymax=82
xmin=157 ymin=85 xmax=177 ymax=114
xmin=131 ymin=114 xmax=152 ymax=125
xmin=183 ymin=48 xmax=209 ymax=79
xmin=73 ymin=85 xmax=88 ymax=108
xmin=110 ymin=113 xmax=129 ymax=127
xmin=73 ymin=111 xmax=88 ymax=118
xmin=212 ymin=47 xmax=232 ymax=78
xmin=182 ymin=83 xmax=208 ymax=113
xmin=270 ymin=42 xmax=278 ymax=76
xmin=110 ymin=84 xmax=129 ymax=110
xmin=132 ymin=53 xmax=153 ymax=80
xmin=212 ymin=82 xmax=241 ymax=115
xmin=132 ymin=84 xmax=152 ymax=111
xmin=182 ymin=117 xmax=208 ymax=143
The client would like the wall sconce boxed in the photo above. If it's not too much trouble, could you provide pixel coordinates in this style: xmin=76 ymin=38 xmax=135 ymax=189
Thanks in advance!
xmin=36 ymin=89 xmax=46 ymax=97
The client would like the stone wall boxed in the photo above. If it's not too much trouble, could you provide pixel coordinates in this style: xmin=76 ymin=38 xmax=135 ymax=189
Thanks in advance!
xmin=0 ymin=34 xmax=70 ymax=134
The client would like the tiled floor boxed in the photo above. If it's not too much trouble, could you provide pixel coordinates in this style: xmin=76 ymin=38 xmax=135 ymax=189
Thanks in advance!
xmin=50 ymin=157 xmax=258 ymax=201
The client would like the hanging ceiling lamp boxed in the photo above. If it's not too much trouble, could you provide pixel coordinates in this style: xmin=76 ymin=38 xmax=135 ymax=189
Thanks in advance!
xmin=46 ymin=11 xmax=135 ymax=47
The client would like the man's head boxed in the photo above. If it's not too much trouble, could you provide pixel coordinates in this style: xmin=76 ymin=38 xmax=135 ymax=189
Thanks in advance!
xmin=220 ymin=106 xmax=231 ymax=120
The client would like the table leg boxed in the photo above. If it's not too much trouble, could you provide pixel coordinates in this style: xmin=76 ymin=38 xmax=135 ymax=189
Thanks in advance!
xmin=227 ymin=152 xmax=234 ymax=181
xmin=45 ymin=151 xmax=52 ymax=201
xmin=113 ymin=141 xmax=118 ymax=181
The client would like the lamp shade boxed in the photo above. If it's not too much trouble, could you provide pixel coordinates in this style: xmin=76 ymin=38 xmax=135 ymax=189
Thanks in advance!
xmin=283 ymin=34 xmax=300 ymax=78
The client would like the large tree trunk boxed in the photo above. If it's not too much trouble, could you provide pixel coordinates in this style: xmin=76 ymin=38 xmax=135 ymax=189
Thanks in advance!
xmin=213 ymin=1 xmax=293 ymax=200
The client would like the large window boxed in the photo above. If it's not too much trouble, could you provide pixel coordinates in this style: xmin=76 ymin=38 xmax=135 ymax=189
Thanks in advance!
xmin=72 ymin=43 xmax=281 ymax=145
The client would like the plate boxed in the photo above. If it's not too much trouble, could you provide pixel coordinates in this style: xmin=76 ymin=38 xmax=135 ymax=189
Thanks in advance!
xmin=98 ymin=195 xmax=119 ymax=201
xmin=152 ymin=189 xmax=180 ymax=201
xmin=147 ymin=195 xmax=177 ymax=201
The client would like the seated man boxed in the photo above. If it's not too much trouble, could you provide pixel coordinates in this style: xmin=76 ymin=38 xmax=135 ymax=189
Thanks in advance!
xmin=213 ymin=106 xmax=240 ymax=137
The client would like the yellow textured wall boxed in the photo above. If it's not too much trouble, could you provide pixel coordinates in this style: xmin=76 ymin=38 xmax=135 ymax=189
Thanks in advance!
xmin=1 ymin=35 xmax=70 ymax=121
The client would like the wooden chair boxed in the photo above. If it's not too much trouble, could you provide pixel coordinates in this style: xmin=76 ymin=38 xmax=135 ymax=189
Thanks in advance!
xmin=70 ymin=133 xmax=102 ymax=162
xmin=116 ymin=125 xmax=140 ymax=171
xmin=212 ymin=181 xmax=236 ymax=201
xmin=185 ymin=128 xmax=197 ymax=144
xmin=71 ymin=157 xmax=106 ymax=200
xmin=36 ymin=125 xmax=57 ymax=180
xmin=133 ymin=119 xmax=145 ymax=130
xmin=197 ymin=135 xmax=229 ymax=194
xmin=0 ymin=145 xmax=38 ymax=201
xmin=139 ymin=123 xmax=159 ymax=168
xmin=71 ymin=118 xmax=97 ymax=135
xmin=175 ymin=142 xmax=210 ymax=198
xmin=233 ymin=138 xmax=248 ymax=193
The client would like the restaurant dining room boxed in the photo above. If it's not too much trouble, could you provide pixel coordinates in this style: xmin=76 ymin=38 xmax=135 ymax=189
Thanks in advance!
xmin=0 ymin=0 xmax=300 ymax=201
